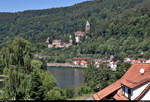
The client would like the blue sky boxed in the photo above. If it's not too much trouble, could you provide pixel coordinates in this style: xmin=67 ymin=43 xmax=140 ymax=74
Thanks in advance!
xmin=0 ymin=0 xmax=89 ymax=12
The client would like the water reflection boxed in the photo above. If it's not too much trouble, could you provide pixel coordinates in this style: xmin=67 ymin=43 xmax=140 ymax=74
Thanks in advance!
xmin=47 ymin=67 xmax=85 ymax=89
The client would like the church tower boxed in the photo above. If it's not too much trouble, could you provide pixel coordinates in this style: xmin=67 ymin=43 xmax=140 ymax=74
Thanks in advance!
xmin=85 ymin=21 xmax=90 ymax=32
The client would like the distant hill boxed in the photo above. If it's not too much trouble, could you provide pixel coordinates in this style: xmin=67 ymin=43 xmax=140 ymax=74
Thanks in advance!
xmin=1 ymin=0 xmax=150 ymax=59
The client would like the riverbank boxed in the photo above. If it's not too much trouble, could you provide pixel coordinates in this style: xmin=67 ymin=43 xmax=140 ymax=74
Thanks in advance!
xmin=47 ymin=63 xmax=87 ymax=68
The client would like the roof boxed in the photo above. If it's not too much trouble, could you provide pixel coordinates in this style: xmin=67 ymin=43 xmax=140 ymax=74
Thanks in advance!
xmin=113 ymin=89 xmax=128 ymax=100
xmin=73 ymin=61 xmax=80 ymax=63
xmin=73 ymin=57 xmax=91 ymax=60
xmin=136 ymin=58 xmax=147 ymax=62
xmin=81 ymin=60 xmax=88 ymax=64
xmin=93 ymin=63 xmax=150 ymax=100
xmin=121 ymin=64 xmax=150 ymax=88
xmin=93 ymin=79 xmax=122 ymax=100
xmin=53 ymin=40 xmax=61 ymax=43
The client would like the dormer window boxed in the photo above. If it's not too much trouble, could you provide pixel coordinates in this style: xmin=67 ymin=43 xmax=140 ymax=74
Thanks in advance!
xmin=122 ymin=86 xmax=132 ymax=100
xmin=128 ymin=88 xmax=131 ymax=99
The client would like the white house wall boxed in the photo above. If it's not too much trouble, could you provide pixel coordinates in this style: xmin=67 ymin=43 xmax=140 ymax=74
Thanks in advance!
xmin=131 ymin=82 xmax=150 ymax=100
xmin=141 ymin=88 xmax=150 ymax=100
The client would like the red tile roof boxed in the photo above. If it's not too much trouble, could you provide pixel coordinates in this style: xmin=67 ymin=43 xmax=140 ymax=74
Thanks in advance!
xmin=73 ymin=57 xmax=91 ymax=60
xmin=121 ymin=64 xmax=150 ymax=88
xmin=113 ymin=89 xmax=128 ymax=100
xmin=93 ymin=79 xmax=122 ymax=100
xmin=81 ymin=60 xmax=88 ymax=64
xmin=93 ymin=63 xmax=150 ymax=100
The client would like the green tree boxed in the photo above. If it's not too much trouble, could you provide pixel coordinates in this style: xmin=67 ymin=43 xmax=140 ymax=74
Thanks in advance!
xmin=44 ymin=87 xmax=66 ymax=100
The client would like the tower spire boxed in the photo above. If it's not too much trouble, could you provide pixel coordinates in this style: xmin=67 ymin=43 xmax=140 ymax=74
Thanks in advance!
xmin=85 ymin=21 xmax=90 ymax=31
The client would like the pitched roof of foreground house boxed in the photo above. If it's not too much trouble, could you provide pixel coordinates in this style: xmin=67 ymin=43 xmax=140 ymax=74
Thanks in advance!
xmin=93 ymin=63 xmax=150 ymax=100
xmin=93 ymin=79 xmax=122 ymax=100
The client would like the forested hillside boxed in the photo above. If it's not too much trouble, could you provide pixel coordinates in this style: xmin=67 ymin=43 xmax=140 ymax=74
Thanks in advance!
xmin=0 ymin=0 xmax=150 ymax=59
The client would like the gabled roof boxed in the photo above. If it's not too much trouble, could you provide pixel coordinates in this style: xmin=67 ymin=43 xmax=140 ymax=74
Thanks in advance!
xmin=93 ymin=63 xmax=150 ymax=100
xmin=121 ymin=64 xmax=150 ymax=88
xmin=93 ymin=79 xmax=122 ymax=100
xmin=81 ymin=60 xmax=88 ymax=64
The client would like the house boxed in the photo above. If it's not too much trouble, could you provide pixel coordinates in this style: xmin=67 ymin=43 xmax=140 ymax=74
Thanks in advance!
xmin=135 ymin=58 xmax=147 ymax=64
xmin=94 ymin=59 xmax=103 ymax=68
xmin=124 ymin=58 xmax=132 ymax=63
xmin=73 ymin=57 xmax=91 ymax=60
xmin=73 ymin=61 xmax=80 ymax=65
xmin=93 ymin=63 xmax=150 ymax=100
xmin=75 ymin=31 xmax=85 ymax=44
xmin=146 ymin=59 xmax=150 ymax=63
xmin=108 ymin=61 xmax=118 ymax=71
xmin=48 ymin=44 xmax=53 ymax=48
xmin=80 ymin=60 xmax=88 ymax=67
xmin=74 ymin=31 xmax=85 ymax=44
xmin=131 ymin=58 xmax=147 ymax=64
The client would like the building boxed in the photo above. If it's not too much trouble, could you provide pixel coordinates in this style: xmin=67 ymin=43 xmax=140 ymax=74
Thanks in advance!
xmin=108 ymin=61 xmax=118 ymax=71
xmin=48 ymin=44 xmax=53 ymax=48
xmin=93 ymin=63 xmax=150 ymax=101
xmin=52 ymin=40 xmax=64 ymax=48
xmin=73 ymin=61 xmax=80 ymax=65
xmin=85 ymin=21 xmax=90 ymax=32
xmin=46 ymin=37 xmax=50 ymax=43
xmin=80 ymin=60 xmax=88 ymax=67
xmin=74 ymin=31 xmax=85 ymax=44
xmin=131 ymin=58 xmax=147 ymax=64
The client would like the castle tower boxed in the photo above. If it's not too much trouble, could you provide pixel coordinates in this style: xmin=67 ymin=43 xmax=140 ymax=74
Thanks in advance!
xmin=85 ymin=21 xmax=90 ymax=32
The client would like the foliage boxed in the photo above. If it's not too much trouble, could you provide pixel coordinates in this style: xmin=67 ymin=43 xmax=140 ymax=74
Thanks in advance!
xmin=0 ymin=0 xmax=149 ymax=60
xmin=77 ymin=86 xmax=92 ymax=96
xmin=65 ymin=88 xmax=74 ymax=98
xmin=84 ymin=62 xmax=131 ymax=93
xmin=84 ymin=63 xmax=115 ymax=92
xmin=0 ymin=37 xmax=65 ymax=100
xmin=114 ymin=62 xmax=131 ymax=79
xmin=44 ymin=87 xmax=66 ymax=100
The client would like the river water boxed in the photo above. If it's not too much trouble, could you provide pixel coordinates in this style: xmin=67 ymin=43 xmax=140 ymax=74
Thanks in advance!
xmin=47 ymin=67 xmax=85 ymax=89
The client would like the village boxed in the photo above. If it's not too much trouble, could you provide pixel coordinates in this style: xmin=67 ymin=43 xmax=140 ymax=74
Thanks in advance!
xmin=43 ymin=21 xmax=150 ymax=71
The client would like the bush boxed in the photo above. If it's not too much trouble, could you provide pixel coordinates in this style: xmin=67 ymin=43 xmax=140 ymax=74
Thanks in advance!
xmin=44 ymin=87 xmax=66 ymax=100
xmin=77 ymin=86 xmax=92 ymax=96
xmin=65 ymin=88 xmax=74 ymax=98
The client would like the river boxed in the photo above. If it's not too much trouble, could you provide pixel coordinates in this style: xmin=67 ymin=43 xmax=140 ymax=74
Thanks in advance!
xmin=47 ymin=67 xmax=85 ymax=90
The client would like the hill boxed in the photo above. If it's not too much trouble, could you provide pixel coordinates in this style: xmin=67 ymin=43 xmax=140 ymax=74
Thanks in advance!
xmin=0 ymin=0 xmax=150 ymax=60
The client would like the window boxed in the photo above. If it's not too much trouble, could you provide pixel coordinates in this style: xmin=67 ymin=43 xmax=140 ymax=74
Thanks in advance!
xmin=123 ymin=86 xmax=125 ymax=96
xmin=128 ymin=88 xmax=131 ymax=99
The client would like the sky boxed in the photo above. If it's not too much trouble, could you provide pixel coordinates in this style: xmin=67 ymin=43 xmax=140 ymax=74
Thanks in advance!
xmin=0 ymin=0 xmax=89 ymax=12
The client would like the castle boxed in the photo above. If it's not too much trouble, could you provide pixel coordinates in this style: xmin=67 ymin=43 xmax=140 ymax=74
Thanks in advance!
xmin=46 ymin=21 xmax=90 ymax=48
